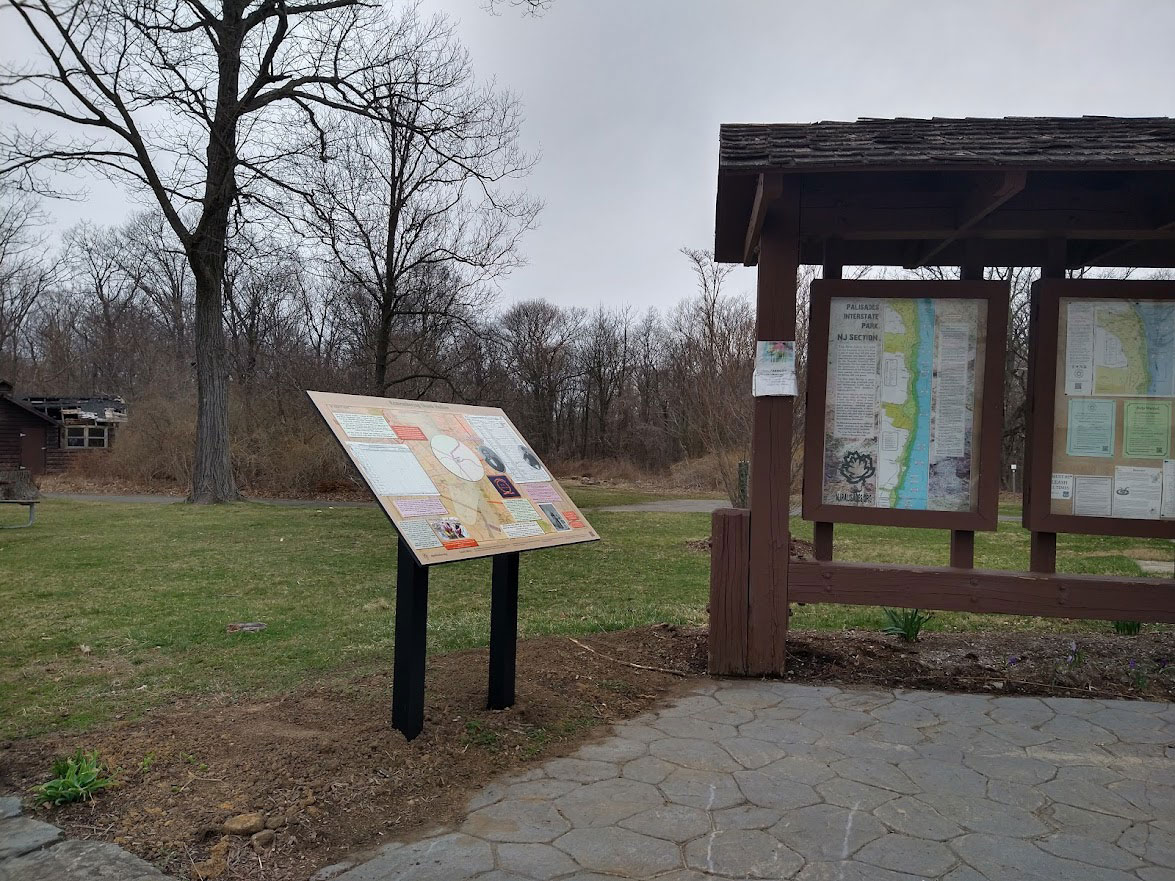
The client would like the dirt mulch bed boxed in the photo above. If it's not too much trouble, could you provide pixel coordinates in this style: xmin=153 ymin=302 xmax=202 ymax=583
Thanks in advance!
xmin=3 ymin=624 xmax=1172 ymax=881
xmin=784 ymin=628 xmax=1175 ymax=702
xmin=0 ymin=626 xmax=705 ymax=881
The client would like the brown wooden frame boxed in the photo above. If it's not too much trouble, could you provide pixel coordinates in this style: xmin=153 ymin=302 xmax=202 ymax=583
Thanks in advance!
xmin=1024 ymin=279 xmax=1175 ymax=540
xmin=802 ymin=279 xmax=1009 ymax=531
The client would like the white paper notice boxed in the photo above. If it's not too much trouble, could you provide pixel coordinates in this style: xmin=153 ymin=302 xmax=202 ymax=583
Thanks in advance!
xmin=335 ymin=412 xmax=397 ymax=439
xmin=830 ymin=299 xmax=881 ymax=437
xmin=1164 ymin=461 xmax=1175 ymax=519
xmin=1051 ymin=473 xmax=1074 ymax=501
xmin=347 ymin=442 xmax=439 ymax=496
xmin=501 ymin=521 xmax=544 ymax=538
xmin=465 ymin=413 xmax=551 ymax=483
xmin=932 ymin=323 xmax=971 ymax=458
xmin=1065 ymin=302 xmax=1095 ymax=396
xmin=752 ymin=341 xmax=797 ymax=397
xmin=1112 ymin=465 xmax=1163 ymax=519
xmin=399 ymin=518 xmax=442 ymax=549
xmin=1073 ymin=475 xmax=1113 ymax=517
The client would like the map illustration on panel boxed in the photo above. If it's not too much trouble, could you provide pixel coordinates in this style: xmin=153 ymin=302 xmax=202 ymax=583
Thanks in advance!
xmin=822 ymin=297 xmax=986 ymax=512
xmin=1065 ymin=301 xmax=1175 ymax=398
xmin=308 ymin=392 xmax=599 ymax=565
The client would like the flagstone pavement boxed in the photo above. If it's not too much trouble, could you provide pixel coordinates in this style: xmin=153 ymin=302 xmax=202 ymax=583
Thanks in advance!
xmin=322 ymin=680 xmax=1175 ymax=881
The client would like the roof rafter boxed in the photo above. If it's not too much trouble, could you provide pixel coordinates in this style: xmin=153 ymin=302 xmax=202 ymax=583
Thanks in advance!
xmin=910 ymin=171 xmax=1027 ymax=268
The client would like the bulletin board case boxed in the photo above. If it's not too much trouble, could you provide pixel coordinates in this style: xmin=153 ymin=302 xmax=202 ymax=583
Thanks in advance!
xmin=1024 ymin=280 xmax=1175 ymax=540
xmin=802 ymin=279 xmax=1009 ymax=531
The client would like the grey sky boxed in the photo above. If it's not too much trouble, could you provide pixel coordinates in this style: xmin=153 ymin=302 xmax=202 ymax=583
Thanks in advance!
xmin=4 ymin=0 xmax=1175 ymax=311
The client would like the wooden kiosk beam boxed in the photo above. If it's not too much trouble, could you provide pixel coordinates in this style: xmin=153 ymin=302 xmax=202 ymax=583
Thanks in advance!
xmin=912 ymin=171 xmax=1027 ymax=268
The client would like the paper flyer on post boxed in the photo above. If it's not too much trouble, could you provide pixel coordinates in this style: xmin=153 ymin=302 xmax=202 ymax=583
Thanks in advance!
xmin=1123 ymin=400 xmax=1172 ymax=459
xmin=1111 ymin=465 xmax=1163 ymax=519
xmin=347 ymin=442 xmax=439 ymax=496
xmin=1164 ymin=461 xmax=1175 ymax=519
xmin=1066 ymin=399 xmax=1116 ymax=458
xmin=1064 ymin=302 xmax=1094 ymax=396
xmin=465 ymin=413 xmax=551 ymax=483
xmin=1073 ymin=475 xmax=1113 ymax=517
xmin=752 ymin=341 xmax=797 ymax=397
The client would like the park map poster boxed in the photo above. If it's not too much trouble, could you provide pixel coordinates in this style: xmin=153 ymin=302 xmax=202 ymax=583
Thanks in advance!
xmin=821 ymin=297 xmax=988 ymax=513
xmin=1050 ymin=299 xmax=1175 ymax=521
xmin=308 ymin=392 xmax=599 ymax=564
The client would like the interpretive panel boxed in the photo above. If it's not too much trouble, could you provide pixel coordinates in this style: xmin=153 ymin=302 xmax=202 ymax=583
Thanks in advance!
xmin=802 ymin=280 xmax=1008 ymax=530
xmin=308 ymin=391 xmax=599 ymax=564
xmin=1027 ymin=281 xmax=1175 ymax=539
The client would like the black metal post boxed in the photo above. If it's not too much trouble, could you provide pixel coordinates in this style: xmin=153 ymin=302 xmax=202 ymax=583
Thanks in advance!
xmin=392 ymin=538 xmax=429 ymax=740
xmin=487 ymin=552 xmax=520 ymax=710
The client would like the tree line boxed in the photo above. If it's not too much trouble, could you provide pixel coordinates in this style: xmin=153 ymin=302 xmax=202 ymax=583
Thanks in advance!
xmin=1 ymin=181 xmax=1070 ymax=501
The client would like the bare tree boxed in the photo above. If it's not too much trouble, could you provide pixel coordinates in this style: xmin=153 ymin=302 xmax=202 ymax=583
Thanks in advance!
xmin=0 ymin=186 xmax=52 ymax=381
xmin=293 ymin=9 xmax=539 ymax=397
xmin=1 ymin=0 xmax=407 ymax=501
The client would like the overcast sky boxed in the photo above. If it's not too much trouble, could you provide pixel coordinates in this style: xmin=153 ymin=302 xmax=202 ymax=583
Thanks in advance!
xmin=4 ymin=0 xmax=1175 ymax=311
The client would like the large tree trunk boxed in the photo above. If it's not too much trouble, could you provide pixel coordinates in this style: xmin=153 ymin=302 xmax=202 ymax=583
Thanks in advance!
xmin=189 ymin=263 xmax=240 ymax=503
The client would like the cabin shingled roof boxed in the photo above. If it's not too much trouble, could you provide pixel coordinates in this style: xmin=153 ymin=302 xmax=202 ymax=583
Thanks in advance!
xmin=719 ymin=116 xmax=1175 ymax=172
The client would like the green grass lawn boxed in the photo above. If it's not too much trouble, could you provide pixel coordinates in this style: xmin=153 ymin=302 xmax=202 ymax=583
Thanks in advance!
xmin=1 ymin=493 xmax=1171 ymax=739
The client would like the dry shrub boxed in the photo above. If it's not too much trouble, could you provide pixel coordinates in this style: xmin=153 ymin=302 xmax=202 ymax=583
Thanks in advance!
xmin=103 ymin=390 xmax=196 ymax=489
xmin=553 ymin=457 xmax=651 ymax=485
xmin=86 ymin=388 xmax=362 ymax=498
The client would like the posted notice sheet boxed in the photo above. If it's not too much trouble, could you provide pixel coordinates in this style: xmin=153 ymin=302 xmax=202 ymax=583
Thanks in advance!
xmin=1112 ymin=466 xmax=1163 ymax=519
xmin=1066 ymin=399 xmax=1116 ymax=458
xmin=1164 ymin=461 xmax=1175 ymax=519
xmin=1073 ymin=475 xmax=1113 ymax=517
xmin=752 ymin=341 xmax=797 ymax=397
xmin=1064 ymin=302 xmax=1094 ymax=396
xmin=347 ymin=442 xmax=439 ymax=496
xmin=1051 ymin=473 xmax=1074 ymax=501
xmin=1123 ymin=401 xmax=1172 ymax=459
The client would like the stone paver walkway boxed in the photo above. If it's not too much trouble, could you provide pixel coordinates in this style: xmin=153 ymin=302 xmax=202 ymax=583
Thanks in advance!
xmin=0 ymin=795 xmax=174 ymax=880
xmin=328 ymin=681 xmax=1175 ymax=881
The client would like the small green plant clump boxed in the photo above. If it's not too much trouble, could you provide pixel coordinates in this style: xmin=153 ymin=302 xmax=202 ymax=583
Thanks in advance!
xmin=881 ymin=608 xmax=933 ymax=642
xmin=32 ymin=749 xmax=113 ymax=806
xmin=1112 ymin=620 xmax=1142 ymax=636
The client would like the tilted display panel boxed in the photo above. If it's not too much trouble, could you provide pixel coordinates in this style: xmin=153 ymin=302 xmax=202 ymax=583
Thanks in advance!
xmin=309 ymin=391 xmax=599 ymax=565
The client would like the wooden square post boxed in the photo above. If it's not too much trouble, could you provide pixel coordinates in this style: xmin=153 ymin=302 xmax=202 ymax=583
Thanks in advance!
xmin=747 ymin=178 xmax=799 ymax=675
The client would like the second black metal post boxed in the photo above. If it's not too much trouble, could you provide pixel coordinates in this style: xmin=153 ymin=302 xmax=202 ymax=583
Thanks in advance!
xmin=488 ymin=552 xmax=520 ymax=710
xmin=392 ymin=538 xmax=429 ymax=741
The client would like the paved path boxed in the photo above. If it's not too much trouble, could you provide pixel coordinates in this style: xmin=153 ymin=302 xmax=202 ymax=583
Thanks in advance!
xmin=0 ymin=796 xmax=174 ymax=880
xmin=325 ymin=681 xmax=1175 ymax=881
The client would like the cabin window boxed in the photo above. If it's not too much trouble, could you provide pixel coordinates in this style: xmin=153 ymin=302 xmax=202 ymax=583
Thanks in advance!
xmin=65 ymin=426 xmax=108 ymax=448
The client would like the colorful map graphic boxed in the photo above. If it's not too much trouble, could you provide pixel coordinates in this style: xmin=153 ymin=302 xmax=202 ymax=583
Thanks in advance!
xmin=1093 ymin=302 xmax=1175 ymax=397
xmin=824 ymin=296 xmax=981 ymax=513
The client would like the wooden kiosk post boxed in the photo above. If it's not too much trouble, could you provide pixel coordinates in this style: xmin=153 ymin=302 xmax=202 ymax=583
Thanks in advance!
xmin=747 ymin=178 xmax=799 ymax=675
